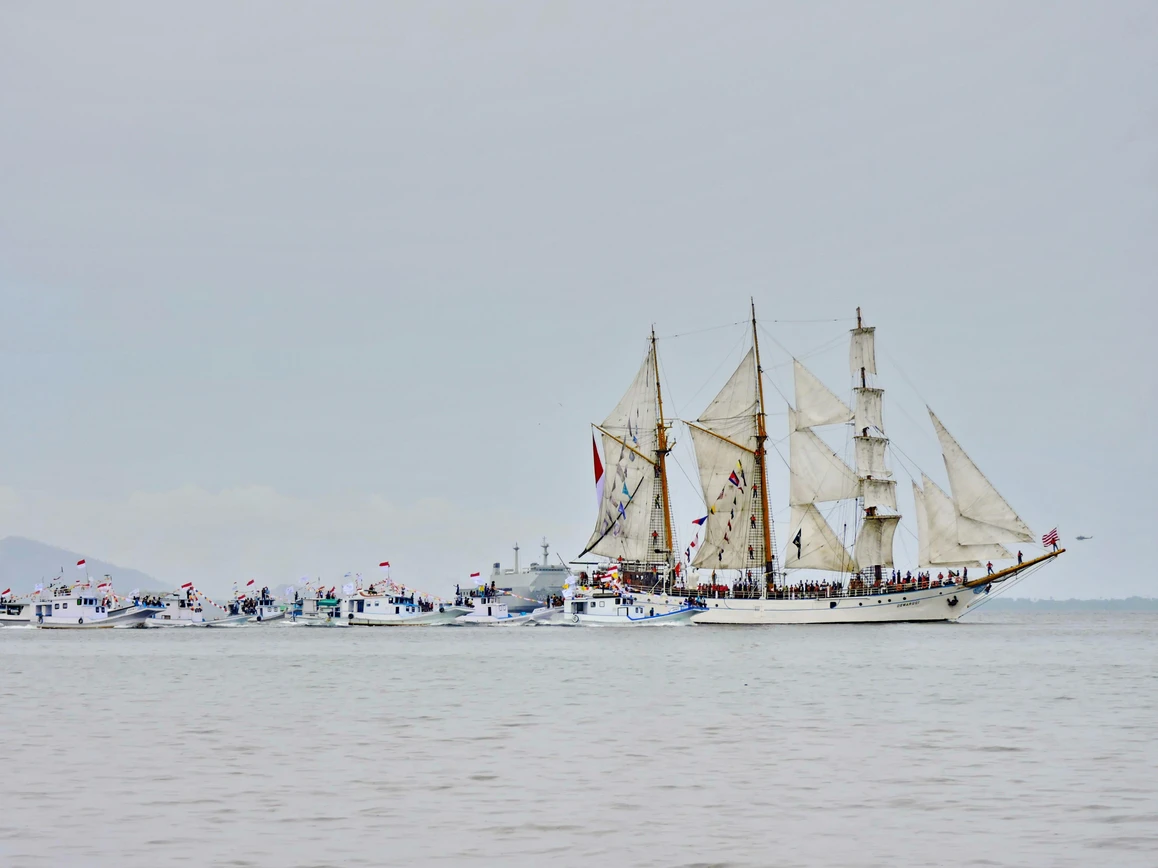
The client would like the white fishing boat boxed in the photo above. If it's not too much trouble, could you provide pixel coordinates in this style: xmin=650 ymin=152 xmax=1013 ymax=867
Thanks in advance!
xmin=559 ymin=588 xmax=702 ymax=626
xmin=0 ymin=593 xmax=32 ymax=626
xmin=33 ymin=587 xmax=160 ymax=629
xmin=341 ymin=586 xmax=467 ymax=626
xmin=147 ymin=588 xmax=230 ymax=627
xmin=288 ymin=593 xmax=348 ymax=627
xmin=599 ymin=304 xmax=1062 ymax=625
xmin=456 ymin=593 xmax=535 ymax=626
xmin=249 ymin=599 xmax=284 ymax=623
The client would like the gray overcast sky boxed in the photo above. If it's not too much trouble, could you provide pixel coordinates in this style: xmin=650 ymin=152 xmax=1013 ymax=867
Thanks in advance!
xmin=1 ymin=1 xmax=1154 ymax=598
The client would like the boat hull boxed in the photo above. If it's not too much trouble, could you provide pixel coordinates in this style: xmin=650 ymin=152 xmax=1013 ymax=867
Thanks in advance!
xmin=562 ymin=606 xmax=703 ymax=626
xmin=685 ymin=584 xmax=985 ymax=625
xmin=36 ymin=606 xmax=160 ymax=629
xmin=347 ymin=606 xmax=468 ymax=626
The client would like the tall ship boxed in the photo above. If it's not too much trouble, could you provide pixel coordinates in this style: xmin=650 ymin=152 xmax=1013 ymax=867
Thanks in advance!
xmin=582 ymin=304 xmax=1062 ymax=624
xmin=578 ymin=328 xmax=679 ymax=590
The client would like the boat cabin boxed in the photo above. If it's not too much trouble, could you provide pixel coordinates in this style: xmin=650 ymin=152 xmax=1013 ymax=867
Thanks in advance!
xmin=34 ymin=594 xmax=111 ymax=625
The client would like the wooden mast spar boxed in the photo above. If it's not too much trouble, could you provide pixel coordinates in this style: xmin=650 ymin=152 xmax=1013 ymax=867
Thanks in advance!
xmin=751 ymin=300 xmax=775 ymax=597
xmin=652 ymin=327 xmax=675 ymax=575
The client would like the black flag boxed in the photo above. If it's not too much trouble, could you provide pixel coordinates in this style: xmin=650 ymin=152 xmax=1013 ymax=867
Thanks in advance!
xmin=792 ymin=529 xmax=803 ymax=558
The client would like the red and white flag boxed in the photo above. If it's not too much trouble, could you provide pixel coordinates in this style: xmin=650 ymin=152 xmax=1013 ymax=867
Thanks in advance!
xmin=180 ymin=582 xmax=194 ymax=590
xmin=97 ymin=581 xmax=111 ymax=590
xmin=469 ymin=572 xmax=481 ymax=582
xmin=379 ymin=561 xmax=390 ymax=569
xmin=592 ymin=434 xmax=605 ymax=510
xmin=1 ymin=588 xmax=10 ymax=596
xmin=1042 ymin=528 xmax=1059 ymax=547
xmin=246 ymin=579 xmax=255 ymax=587
xmin=76 ymin=559 xmax=86 ymax=569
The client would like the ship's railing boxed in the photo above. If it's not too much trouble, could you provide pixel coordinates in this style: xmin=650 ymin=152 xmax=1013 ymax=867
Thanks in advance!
xmin=649 ymin=579 xmax=959 ymax=602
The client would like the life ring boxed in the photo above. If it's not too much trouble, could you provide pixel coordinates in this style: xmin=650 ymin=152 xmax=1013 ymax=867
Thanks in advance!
xmin=78 ymin=617 xmax=84 ymax=625
xmin=570 ymin=614 xmax=580 ymax=624
xmin=37 ymin=614 xmax=43 ymax=624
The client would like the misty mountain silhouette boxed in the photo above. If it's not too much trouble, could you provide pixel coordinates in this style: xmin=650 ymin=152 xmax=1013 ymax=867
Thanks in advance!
xmin=0 ymin=536 xmax=157 ymax=592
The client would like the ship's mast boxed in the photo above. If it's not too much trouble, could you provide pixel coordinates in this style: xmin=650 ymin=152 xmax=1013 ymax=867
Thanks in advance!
xmin=751 ymin=299 xmax=775 ymax=597
xmin=651 ymin=327 xmax=675 ymax=570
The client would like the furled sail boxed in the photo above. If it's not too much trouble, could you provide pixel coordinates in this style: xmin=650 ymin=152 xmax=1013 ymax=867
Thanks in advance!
xmin=850 ymin=326 xmax=877 ymax=376
xmin=928 ymin=410 xmax=1033 ymax=544
xmin=919 ymin=474 xmax=1013 ymax=566
xmin=854 ymin=435 xmax=891 ymax=478
xmin=689 ymin=349 xmax=762 ymax=570
xmin=854 ymin=515 xmax=900 ymax=568
xmin=783 ymin=504 xmax=857 ymax=573
xmin=582 ymin=346 xmax=660 ymax=561
xmin=854 ymin=388 xmax=885 ymax=435
xmin=793 ymin=360 xmax=853 ymax=429
xmin=788 ymin=408 xmax=860 ymax=505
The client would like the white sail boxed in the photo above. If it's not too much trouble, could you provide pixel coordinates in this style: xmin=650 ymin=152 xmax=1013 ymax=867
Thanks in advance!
xmin=861 ymin=477 xmax=898 ymax=512
xmin=854 ymin=388 xmax=885 ymax=435
xmin=788 ymin=408 xmax=860 ymax=505
xmin=854 ymin=435 xmax=891 ymax=478
xmin=689 ymin=349 xmax=761 ymax=570
xmin=921 ymin=474 xmax=1013 ymax=566
xmin=850 ymin=327 xmax=877 ymax=376
xmin=854 ymin=515 xmax=900 ymax=568
xmin=582 ymin=347 xmax=660 ymax=561
xmin=783 ymin=504 xmax=857 ymax=573
xmin=912 ymin=482 xmax=932 ymax=567
xmin=793 ymin=360 xmax=852 ymax=429
xmin=928 ymin=410 xmax=1033 ymax=544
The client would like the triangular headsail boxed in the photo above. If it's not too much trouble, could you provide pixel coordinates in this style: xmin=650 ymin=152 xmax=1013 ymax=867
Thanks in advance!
xmin=928 ymin=409 xmax=1034 ymax=545
xmin=918 ymin=474 xmax=1013 ymax=566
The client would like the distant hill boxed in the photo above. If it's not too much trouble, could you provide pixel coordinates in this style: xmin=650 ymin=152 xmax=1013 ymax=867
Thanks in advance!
xmin=0 ymin=536 xmax=157 ymax=592
xmin=985 ymin=596 xmax=1158 ymax=612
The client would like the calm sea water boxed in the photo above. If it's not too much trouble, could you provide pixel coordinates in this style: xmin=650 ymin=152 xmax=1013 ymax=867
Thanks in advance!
xmin=1 ymin=612 xmax=1155 ymax=867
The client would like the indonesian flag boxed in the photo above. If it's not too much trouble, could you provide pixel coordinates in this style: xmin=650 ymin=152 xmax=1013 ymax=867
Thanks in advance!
xmin=592 ymin=434 xmax=605 ymax=510
xmin=379 ymin=561 xmax=390 ymax=569
xmin=76 ymin=559 xmax=86 ymax=569
xmin=246 ymin=579 xmax=255 ymax=587
xmin=1 ymin=588 xmax=10 ymax=596
xmin=236 ymin=591 xmax=247 ymax=599
xmin=469 ymin=572 xmax=481 ymax=582
xmin=180 ymin=582 xmax=194 ymax=590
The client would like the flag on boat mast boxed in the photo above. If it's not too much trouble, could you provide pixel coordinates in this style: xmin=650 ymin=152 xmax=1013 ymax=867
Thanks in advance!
xmin=76 ymin=559 xmax=86 ymax=569
xmin=1042 ymin=528 xmax=1059 ymax=548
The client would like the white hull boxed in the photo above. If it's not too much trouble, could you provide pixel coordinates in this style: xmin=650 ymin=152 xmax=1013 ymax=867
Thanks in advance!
xmin=0 ymin=615 xmax=32 ymax=627
xmin=249 ymin=609 xmax=284 ymax=623
xmin=456 ymin=612 xmax=535 ymax=626
xmin=287 ymin=614 xmax=349 ymax=628
xmin=676 ymin=584 xmax=984 ymax=625
xmin=564 ymin=607 xmax=701 ymax=626
xmin=37 ymin=606 xmax=159 ymax=630
xmin=204 ymin=613 xmax=253 ymax=628
xmin=347 ymin=606 xmax=468 ymax=626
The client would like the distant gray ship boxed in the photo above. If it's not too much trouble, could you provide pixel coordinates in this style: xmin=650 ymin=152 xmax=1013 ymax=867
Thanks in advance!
xmin=490 ymin=539 xmax=570 ymax=613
